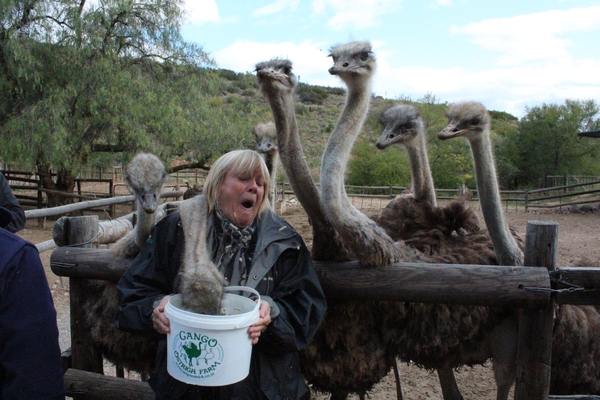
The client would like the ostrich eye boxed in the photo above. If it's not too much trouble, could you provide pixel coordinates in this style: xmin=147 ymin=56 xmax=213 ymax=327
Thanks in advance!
xmin=360 ymin=51 xmax=370 ymax=61
xmin=469 ymin=117 xmax=482 ymax=125
xmin=283 ymin=65 xmax=292 ymax=74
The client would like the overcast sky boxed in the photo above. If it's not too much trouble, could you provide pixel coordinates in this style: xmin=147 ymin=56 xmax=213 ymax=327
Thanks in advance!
xmin=180 ymin=0 xmax=600 ymax=118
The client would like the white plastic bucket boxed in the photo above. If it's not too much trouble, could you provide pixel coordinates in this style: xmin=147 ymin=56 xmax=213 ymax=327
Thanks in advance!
xmin=164 ymin=286 xmax=260 ymax=386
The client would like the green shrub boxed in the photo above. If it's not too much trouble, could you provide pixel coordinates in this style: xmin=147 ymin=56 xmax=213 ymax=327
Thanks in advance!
xmin=218 ymin=69 xmax=239 ymax=81
xmin=297 ymin=83 xmax=329 ymax=105
xmin=296 ymin=103 xmax=310 ymax=115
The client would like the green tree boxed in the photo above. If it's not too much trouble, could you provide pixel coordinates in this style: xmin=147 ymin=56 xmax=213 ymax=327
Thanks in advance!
xmin=513 ymin=99 xmax=600 ymax=187
xmin=0 ymin=0 xmax=218 ymax=205
xmin=491 ymin=116 xmax=521 ymax=189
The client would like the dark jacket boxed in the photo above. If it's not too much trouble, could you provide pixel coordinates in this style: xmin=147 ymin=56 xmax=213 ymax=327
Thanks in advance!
xmin=117 ymin=203 xmax=326 ymax=400
xmin=0 ymin=173 xmax=26 ymax=233
xmin=0 ymin=228 xmax=65 ymax=399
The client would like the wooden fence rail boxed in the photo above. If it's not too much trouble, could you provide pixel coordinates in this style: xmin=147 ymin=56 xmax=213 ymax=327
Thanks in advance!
xmin=276 ymin=179 xmax=600 ymax=213
xmin=7 ymin=168 xmax=600 ymax=217
xmin=25 ymin=193 xmax=182 ymax=253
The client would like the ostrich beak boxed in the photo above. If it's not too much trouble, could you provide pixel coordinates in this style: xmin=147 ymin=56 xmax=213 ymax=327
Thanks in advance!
xmin=438 ymin=124 xmax=467 ymax=140
xmin=376 ymin=128 xmax=406 ymax=149
xmin=140 ymin=193 xmax=158 ymax=214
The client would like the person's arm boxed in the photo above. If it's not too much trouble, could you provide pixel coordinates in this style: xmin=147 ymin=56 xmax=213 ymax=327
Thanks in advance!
xmin=116 ymin=215 xmax=181 ymax=334
xmin=0 ymin=238 xmax=65 ymax=399
xmin=0 ymin=174 xmax=26 ymax=233
xmin=257 ymin=239 xmax=327 ymax=354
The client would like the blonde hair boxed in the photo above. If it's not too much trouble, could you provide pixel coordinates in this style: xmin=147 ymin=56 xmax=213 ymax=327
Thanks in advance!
xmin=204 ymin=149 xmax=271 ymax=215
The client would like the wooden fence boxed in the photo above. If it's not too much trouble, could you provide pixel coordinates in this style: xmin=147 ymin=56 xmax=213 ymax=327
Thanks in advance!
xmin=276 ymin=179 xmax=600 ymax=213
xmin=41 ymin=204 xmax=600 ymax=399
xmin=3 ymin=168 xmax=197 ymax=221
xmin=7 ymin=168 xmax=600 ymax=219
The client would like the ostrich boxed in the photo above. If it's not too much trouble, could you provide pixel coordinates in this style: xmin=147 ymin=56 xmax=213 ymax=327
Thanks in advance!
xmin=110 ymin=153 xmax=168 ymax=260
xmin=256 ymin=56 xmax=394 ymax=400
xmin=440 ymin=104 xmax=600 ymax=395
xmin=374 ymin=104 xmax=481 ymax=246
xmin=438 ymin=101 xmax=524 ymax=267
xmin=85 ymin=152 xmax=167 ymax=375
xmin=253 ymin=121 xmax=279 ymax=205
xmin=321 ymin=43 xmax=526 ymax=400
xmin=551 ymin=301 xmax=600 ymax=395
xmin=377 ymin=104 xmax=437 ymax=206
xmin=320 ymin=41 xmax=415 ymax=267
xmin=373 ymin=103 xmax=523 ymax=399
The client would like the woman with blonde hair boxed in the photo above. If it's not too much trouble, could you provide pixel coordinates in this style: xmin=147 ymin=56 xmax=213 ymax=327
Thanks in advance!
xmin=117 ymin=149 xmax=326 ymax=399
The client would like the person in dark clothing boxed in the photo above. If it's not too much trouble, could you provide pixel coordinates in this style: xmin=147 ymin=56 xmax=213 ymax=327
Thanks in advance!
xmin=0 ymin=206 xmax=65 ymax=399
xmin=117 ymin=149 xmax=327 ymax=400
xmin=0 ymin=173 xmax=26 ymax=233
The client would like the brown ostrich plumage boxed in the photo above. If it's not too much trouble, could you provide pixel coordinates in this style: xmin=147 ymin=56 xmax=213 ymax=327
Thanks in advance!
xmin=84 ymin=153 xmax=167 ymax=375
xmin=372 ymin=103 xmax=524 ymax=400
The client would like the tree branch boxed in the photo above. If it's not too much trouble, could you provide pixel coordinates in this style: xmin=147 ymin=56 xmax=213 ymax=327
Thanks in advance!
xmin=168 ymin=161 xmax=210 ymax=173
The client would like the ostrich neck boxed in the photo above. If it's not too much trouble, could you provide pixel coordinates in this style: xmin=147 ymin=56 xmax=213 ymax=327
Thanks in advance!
xmin=405 ymin=134 xmax=437 ymax=206
xmin=262 ymin=86 xmax=328 ymax=231
xmin=320 ymin=81 xmax=407 ymax=266
xmin=265 ymin=151 xmax=278 ymax=203
xmin=134 ymin=198 xmax=155 ymax=248
xmin=321 ymin=83 xmax=372 ymax=214
xmin=264 ymin=151 xmax=277 ymax=177
xmin=471 ymin=132 xmax=522 ymax=265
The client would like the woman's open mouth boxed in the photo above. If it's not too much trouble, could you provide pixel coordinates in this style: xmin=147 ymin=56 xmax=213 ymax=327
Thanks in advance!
xmin=242 ymin=200 xmax=254 ymax=209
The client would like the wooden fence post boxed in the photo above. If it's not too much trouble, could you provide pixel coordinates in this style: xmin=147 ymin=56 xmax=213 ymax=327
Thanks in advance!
xmin=65 ymin=215 xmax=104 ymax=374
xmin=109 ymin=179 xmax=115 ymax=219
xmin=37 ymin=174 xmax=45 ymax=228
xmin=515 ymin=221 xmax=558 ymax=400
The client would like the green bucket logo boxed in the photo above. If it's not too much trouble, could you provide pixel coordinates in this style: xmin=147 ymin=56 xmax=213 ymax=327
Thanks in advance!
xmin=172 ymin=331 xmax=224 ymax=379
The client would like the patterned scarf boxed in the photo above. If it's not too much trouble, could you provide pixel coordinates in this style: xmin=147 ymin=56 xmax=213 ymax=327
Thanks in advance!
xmin=212 ymin=211 xmax=257 ymax=286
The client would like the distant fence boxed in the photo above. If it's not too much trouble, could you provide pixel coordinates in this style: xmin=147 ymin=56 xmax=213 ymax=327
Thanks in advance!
xmin=277 ymin=180 xmax=600 ymax=213
xmin=541 ymin=174 xmax=600 ymax=188
xmin=6 ymin=167 xmax=600 ymax=219
xmin=3 ymin=168 xmax=197 ymax=220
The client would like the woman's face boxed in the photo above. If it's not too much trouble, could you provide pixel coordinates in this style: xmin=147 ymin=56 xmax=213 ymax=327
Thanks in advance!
xmin=218 ymin=168 xmax=265 ymax=228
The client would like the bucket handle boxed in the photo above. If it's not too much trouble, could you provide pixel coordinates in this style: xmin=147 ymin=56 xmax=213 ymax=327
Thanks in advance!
xmin=224 ymin=286 xmax=261 ymax=328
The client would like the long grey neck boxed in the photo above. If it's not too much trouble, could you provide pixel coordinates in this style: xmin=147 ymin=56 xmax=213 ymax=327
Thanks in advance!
xmin=321 ymin=83 xmax=372 ymax=214
xmin=263 ymin=85 xmax=329 ymax=233
xmin=471 ymin=132 xmax=523 ymax=266
xmin=321 ymin=81 xmax=405 ymax=266
xmin=265 ymin=151 xmax=278 ymax=204
xmin=134 ymin=198 xmax=155 ymax=249
xmin=405 ymin=133 xmax=437 ymax=206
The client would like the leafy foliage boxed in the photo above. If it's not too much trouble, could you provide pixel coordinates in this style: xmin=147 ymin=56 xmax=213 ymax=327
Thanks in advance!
xmin=511 ymin=99 xmax=600 ymax=187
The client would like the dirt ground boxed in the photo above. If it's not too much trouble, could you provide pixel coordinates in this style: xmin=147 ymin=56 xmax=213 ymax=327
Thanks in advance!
xmin=16 ymin=200 xmax=600 ymax=400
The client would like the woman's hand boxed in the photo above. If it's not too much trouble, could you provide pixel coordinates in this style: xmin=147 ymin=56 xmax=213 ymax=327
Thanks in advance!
xmin=247 ymin=300 xmax=272 ymax=345
xmin=152 ymin=295 xmax=171 ymax=334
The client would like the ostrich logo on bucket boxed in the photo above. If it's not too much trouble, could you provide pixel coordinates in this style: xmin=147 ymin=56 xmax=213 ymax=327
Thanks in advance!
xmin=172 ymin=330 xmax=224 ymax=379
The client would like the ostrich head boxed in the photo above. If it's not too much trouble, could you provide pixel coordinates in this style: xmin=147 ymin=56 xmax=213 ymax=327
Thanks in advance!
xmin=255 ymin=59 xmax=297 ymax=96
xmin=438 ymin=101 xmax=491 ymax=141
xmin=376 ymin=104 xmax=424 ymax=149
xmin=253 ymin=121 xmax=278 ymax=155
xmin=328 ymin=41 xmax=376 ymax=89
xmin=124 ymin=153 xmax=167 ymax=214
